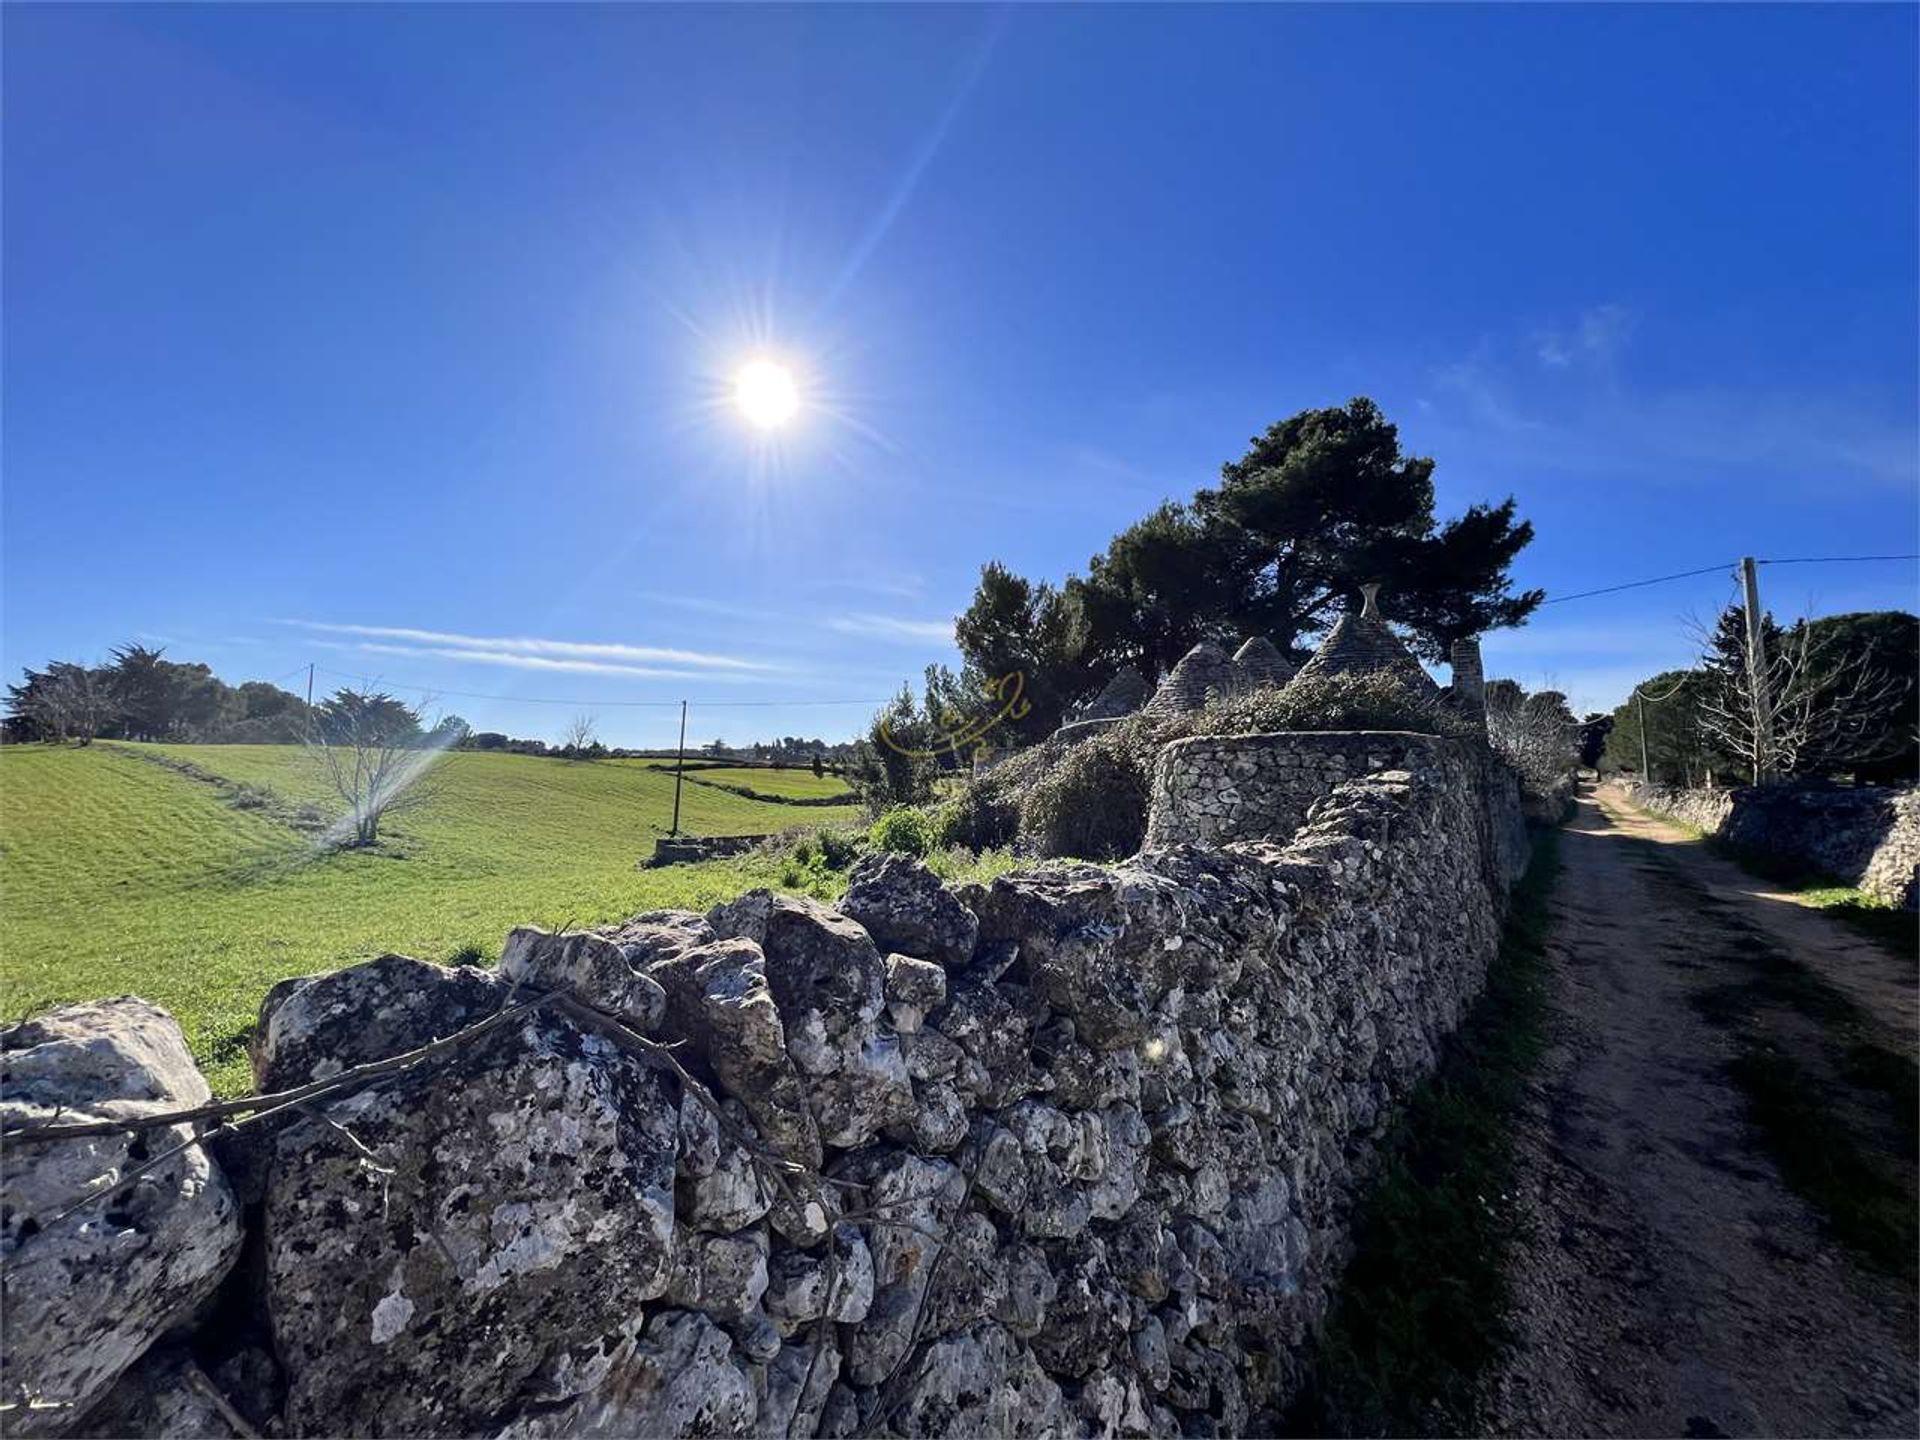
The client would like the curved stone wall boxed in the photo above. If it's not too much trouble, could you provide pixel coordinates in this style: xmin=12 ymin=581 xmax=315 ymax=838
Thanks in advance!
xmin=1147 ymin=730 xmax=1528 ymax=892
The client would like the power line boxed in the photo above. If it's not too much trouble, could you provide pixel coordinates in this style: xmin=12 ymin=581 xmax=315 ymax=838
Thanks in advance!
xmin=1539 ymin=563 xmax=1734 ymax=605
xmin=1633 ymin=676 xmax=1694 ymax=704
xmin=1540 ymin=552 xmax=1919 ymax=607
xmin=1758 ymin=553 xmax=1920 ymax=567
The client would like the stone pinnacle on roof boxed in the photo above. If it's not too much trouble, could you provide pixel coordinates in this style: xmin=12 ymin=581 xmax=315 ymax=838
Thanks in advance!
xmin=1288 ymin=581 xmax=1439 ymax=695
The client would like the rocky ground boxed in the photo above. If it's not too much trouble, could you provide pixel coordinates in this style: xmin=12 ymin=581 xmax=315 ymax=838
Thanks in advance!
xmin=1484 ymin=785 xmax=1918 ymax=1438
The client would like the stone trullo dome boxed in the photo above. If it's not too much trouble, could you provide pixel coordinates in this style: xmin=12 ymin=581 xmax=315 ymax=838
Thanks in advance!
xmin=1143 ymin=641 xmax=1239 ymax=717
xmin=1230 ymin=635 xmax=1296 ymax=690
xmin=1288 ymin=583 xmax=1438 ymax=695
xmin=1071 ymin=667 xmax=1149 ymax=723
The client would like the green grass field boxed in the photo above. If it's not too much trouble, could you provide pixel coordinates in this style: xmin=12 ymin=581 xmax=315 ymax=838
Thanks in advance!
xmin=1 ymin=743 xmax=862 ymax=1093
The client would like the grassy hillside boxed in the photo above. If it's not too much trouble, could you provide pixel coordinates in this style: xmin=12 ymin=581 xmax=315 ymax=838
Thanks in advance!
xmin=1 ymin=743 xmax=860 ymax=1094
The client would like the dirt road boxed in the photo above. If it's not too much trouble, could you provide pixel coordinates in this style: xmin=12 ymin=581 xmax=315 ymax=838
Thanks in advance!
xmin=1485 ymin=785 xmax=1918 ymax=1439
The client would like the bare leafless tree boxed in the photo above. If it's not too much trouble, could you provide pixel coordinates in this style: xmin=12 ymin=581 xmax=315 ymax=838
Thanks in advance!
xmin=305 ymin=688 xmax=455 ymax=847
xmin=1485 ymin=678 xmax=1579 ymax=800
xmin=1688 ymin=609 xmax=1907 ymax=784
xmin=559 ymin=712 xmax=599 ymax=760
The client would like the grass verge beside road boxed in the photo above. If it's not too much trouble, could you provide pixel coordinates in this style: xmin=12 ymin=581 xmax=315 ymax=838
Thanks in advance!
xmin=1286 ymin=827 xmax=1560 ymax=1437
xmin=1615 ymin=792 xmax=1915 ymax=962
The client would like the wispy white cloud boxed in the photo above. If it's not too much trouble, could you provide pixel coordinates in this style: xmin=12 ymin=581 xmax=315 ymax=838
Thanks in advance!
xmin=827 ymin=613 xmax=956 ymax=644
xmin=280 ymin=621 xmax=772 ymax=671
xmin=1535 ymin=303 xmax=1636 ymax=370
xmin=309 ymin=639 xmax=758 ymax=682
xmin=1433 ymin=349 xmax=1545 ymax=435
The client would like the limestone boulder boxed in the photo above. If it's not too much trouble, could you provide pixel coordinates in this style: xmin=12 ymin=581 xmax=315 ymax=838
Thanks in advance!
xmin=1 ymin=999 xmax=241 ymax=1436
xmin=257 ymin=960 xmax=680 ymax=1436
xmin=605 ymin=908 xmax=717 ymax=961
xmin=253 ymin=953 xmax=508 ymax=1092
xmin=832 ymin=1151 xmax=965 ymax=1387
xmin=839 ymin=854 xmax=979 ymax=969
xmin=707 ymin=891 xmax=912 ymax=1151
xmin=762 ymin=1224 xmax=875 ymax=1332
xmin=499 ymin=926 xmax=666 ymax=1029
xmin=495 ymin=1310 xmax=756 ymax=1438
xmin=886 ymin=1322 xmax=1073 ymax=1437
xmin=651 ymin=937 xmax=822 ymax=1169
xmin=971 ymin=865 xmax=1185 ymax=1050
xmin=881 ymin=953 xmax=946 ymax=1035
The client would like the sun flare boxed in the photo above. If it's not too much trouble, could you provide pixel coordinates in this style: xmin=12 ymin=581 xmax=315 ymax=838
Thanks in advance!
xmin=733 ymin=359 xmax=799 ymax=429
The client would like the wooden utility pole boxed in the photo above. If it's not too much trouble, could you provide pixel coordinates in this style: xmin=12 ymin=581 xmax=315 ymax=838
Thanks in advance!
xmin=306 ymin=664 xmax=315 ymax=710
xmin=670 ymin=700 xmax=688 ymax=836
xmin=1741 ymin=555 xmax=1774 ymax=782
xmin=1636 ymin=689 xmax=1650 ymax=780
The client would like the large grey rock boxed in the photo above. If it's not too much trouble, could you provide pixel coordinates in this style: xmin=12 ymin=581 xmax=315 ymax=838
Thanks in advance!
xmin=881 ymin=953 xmax=946 ymax=1034
xmin=759 ymin=1335 xmax=840 ymax=1440
xmin=685 ymin=1122 xmax=776 ymax=1234
xmin=708 ymin=891 xmax=913 ymax=1151
xmin=605 ymin=908 xmax=717 ymax=960
xmin=1 ymin=999 xmax=242 ymax=1436
xmin=253 ymin=953 xmax=508 ymax=1092
xmin=833 ymin=1152 xmax=965 ymax=1387
xmin=763 ymin=1224 xmax=875 ymax=1332
xmin=499 ymin=926 xmax=666 ymax=1029
xmin=971 ymin=866 xmax=1186 ymax=1050
xmin=72 ymin=1347 xmax=244 ymax=1440
xmin=496 ymin=1310 xmax=757 ymax=1438
xmin=839 ymin=854 xmax=979 ymax=969
xmin=886 ymin=1322 xmax=1073 ymax=1436
xmin=652 ymin=937 xmax=823 ymax=1169
xmin=665 ymin=1227 xmax=770 ymax=1321
xmin=258 ymin=960 xmax=680 ymax=1437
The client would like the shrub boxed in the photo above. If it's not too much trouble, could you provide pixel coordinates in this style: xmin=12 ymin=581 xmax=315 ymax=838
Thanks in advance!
xmin=935 ymin=775 xmax=1022 ymax=852
xmin=1017 ymin=728 xmax=1152 ymax=860
xmin=1191 ymin=672 xmax=1474 ymax=740
xmin=817 ymin=826 xmax=866 ymax=871
xmin=869 ymin=806 xmax=938 ymax=858
xmin=924 ymin=844 xmax=1021 ymax=887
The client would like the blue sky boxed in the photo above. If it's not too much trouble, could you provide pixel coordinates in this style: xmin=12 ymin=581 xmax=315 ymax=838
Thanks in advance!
xmin=6 ymin=4 xmax=1915 ymax=746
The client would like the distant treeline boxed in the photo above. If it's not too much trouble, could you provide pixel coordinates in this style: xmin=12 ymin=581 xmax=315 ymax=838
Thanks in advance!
xmin=2 ymin=643 xmax=861 ymax=763
xmin=4 ymin=646 xmax=314 ymax=746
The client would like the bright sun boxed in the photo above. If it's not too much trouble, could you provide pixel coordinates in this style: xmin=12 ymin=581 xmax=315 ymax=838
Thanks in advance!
xmin=733 ymin=359 xmax=799 ymax=429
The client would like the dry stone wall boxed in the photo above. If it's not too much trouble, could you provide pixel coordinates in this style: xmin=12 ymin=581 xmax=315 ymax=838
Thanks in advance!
xmin=4 ymin=732 xmax=1531 ymax=1439
xmin=1148 ymin=730 xmax=1529 ymax=892
xmin=1619 ymin=779 xmax=1919 ymax=910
